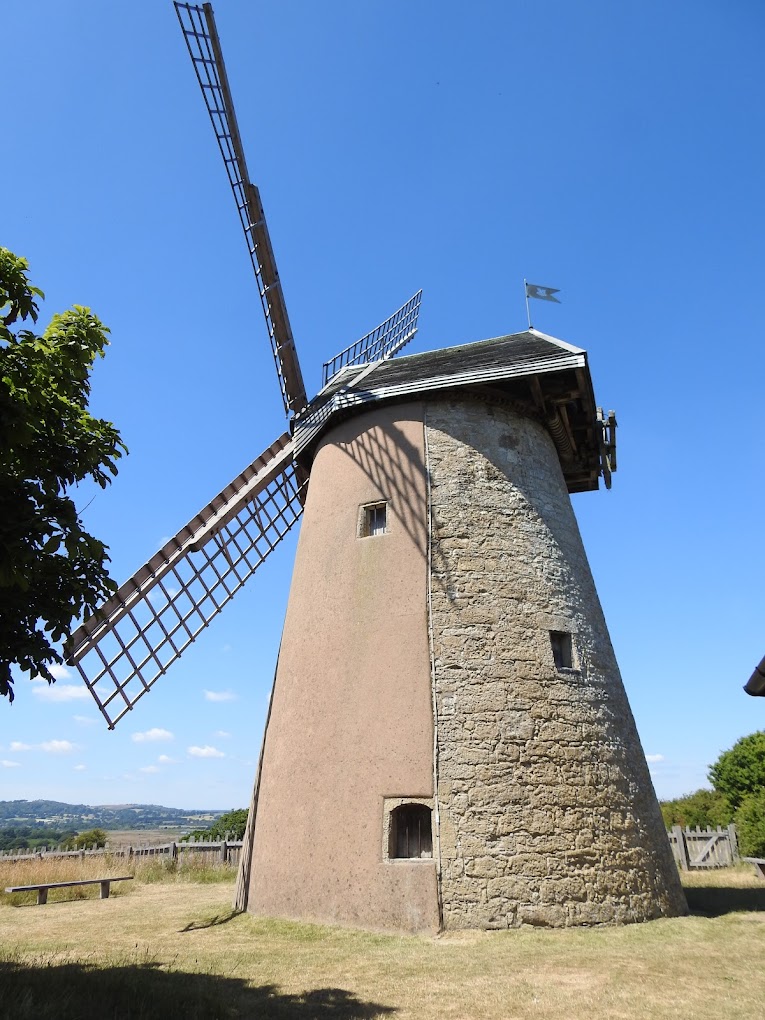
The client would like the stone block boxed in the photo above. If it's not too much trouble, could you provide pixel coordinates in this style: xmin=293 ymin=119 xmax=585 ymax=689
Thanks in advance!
xmin=464 ymin=856 xmax=499 ymax=879
xmin=518 ymin=904 xmax=567 ymax=927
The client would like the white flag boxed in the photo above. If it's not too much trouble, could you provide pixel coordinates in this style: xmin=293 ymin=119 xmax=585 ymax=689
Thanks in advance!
xmin=525 ymin=282 xmax=561 ymax=304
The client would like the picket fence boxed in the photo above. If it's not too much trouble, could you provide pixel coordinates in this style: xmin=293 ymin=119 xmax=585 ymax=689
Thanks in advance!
xmin=0 ymin=834 xmax=244 ymax=868
xmin=1 ymin=826 xmax=740 ymax=871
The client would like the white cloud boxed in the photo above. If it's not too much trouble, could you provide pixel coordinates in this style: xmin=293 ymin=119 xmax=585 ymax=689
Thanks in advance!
xmin=73 ymin=714 xmax=97 ymax=726
xmin=139 ymin=765 xmax=160 ymax=774
xmin=132 ymin=728 xmax=174 ymax=743
xmin=1 ymin=759 xmax=20 ymax=768
xmin=33 ymin=683 xmax=88 ymax=702
xmin=187 ymin=745 xmax=225 ymax=759
xmin=203 ymin=690 xmax=237 ymax=703
xmin=157 ymin=755 xmax=177 ymax=764
xmin=73 ymin=764 xmax=86 ymax=772
xmin=40 ymin=740 xmax=76 ymax=754
xmin=29 ymin=663 xmax=72 ymax=684
xmin=9 ymin=739 xmax=76 ymax=754
xmin=214 ymin=730 xmax=231 ymax=739
xmin=646 ymin=753 xmax=665 ymax=764
xmin=147 ymin=586 xmax=179 ymax=608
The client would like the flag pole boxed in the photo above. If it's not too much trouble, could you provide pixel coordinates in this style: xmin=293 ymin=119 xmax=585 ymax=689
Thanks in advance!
xmin=523 ymin=279 xmax=532 ymax=329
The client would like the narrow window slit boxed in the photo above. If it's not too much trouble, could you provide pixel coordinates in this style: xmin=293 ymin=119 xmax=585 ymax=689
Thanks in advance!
xmin=550 ymin=630 xmax=573 ymax=670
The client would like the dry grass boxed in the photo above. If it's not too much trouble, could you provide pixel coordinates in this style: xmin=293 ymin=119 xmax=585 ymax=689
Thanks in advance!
xmin=1 ymin=866 xmax=763 ymax=1019
xmin=105 ymin=827 xmax=187 ymax=846
xmin=680 ymin=862 xmax=760 ymax=887
xmin=0 ymin=853 xmax=235 ymax=906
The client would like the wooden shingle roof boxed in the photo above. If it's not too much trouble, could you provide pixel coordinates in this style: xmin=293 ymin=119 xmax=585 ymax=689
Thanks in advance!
xmin=294 ymin=329 xmax=611 ymax=493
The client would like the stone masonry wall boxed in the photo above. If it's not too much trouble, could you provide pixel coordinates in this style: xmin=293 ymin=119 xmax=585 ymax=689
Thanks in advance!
xmin=425 ymin=399 xmax=686 ymax=928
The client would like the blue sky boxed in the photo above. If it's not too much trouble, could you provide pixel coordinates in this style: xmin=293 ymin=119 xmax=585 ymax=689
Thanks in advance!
xmin=2 ymin=0 xmax=763 ymax=809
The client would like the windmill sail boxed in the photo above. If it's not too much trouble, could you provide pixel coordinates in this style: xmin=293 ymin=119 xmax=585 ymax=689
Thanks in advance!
xmin=174 ymin=2 xmax=307 ymax=418
xmin=322 ymin=290 xmax=423 ymax=387
xmin=66 ymin=434 xmax=305 ymax=728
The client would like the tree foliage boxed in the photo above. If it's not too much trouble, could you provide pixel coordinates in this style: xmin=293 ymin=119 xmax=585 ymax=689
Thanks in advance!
xmin=734 ymin=790 xmax=765 ymax=858
xmin=0 ymin=248 xmax=126 ymax=702
xmin=659 ymin=788 xmax=733 ymax=830
xmin=68 ymin=827 xmax=108 ymax=850
xmin=185 ymin=808 xmax=248 ymax=842
xmin=0 ymin=825 xmax=78 ymax=852
xmin=708 ymin=731 xmax=765 ymax=810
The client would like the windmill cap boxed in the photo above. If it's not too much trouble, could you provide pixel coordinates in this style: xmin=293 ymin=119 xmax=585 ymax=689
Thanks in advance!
xmin=294 ymin=329 xmax=608 ymax=494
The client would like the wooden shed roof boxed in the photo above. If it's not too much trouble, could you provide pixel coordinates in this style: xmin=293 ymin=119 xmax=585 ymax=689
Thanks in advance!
xmin=294 ymin=328 xmax=612 ymax=493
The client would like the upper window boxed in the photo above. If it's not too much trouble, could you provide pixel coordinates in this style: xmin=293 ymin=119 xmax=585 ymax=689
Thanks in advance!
xmin=550 ymin=630 xmax=573 ymax=670
xmin=389 ymin=803 xmax=432 ymax=859
xmin=360 ymin=501 xmax=387 ymax=538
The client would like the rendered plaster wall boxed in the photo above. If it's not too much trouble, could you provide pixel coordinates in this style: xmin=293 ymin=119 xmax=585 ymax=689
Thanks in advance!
xmin=248 ymin=403 xmax=440 ymax=933
xmin=425 ymin=399 xmax=687 ymax=928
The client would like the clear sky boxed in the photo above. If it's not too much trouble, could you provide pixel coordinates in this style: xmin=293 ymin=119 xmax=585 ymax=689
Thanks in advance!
xmin=2 ymin=0 xmax=763 ymax=810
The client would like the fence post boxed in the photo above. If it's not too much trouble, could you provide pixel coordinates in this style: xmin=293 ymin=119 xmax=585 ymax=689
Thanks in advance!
xmin=672 ymin=825 xmax=689 ymax=870
xmin=727 ymin=823 xmax=739 ymax=862
xmin=220 ymin=839 xmax=228 ymax=864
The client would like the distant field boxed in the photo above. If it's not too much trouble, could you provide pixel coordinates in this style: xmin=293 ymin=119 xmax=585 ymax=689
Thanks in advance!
xmin=1 ymin=866 xmax=763 ymax=1019
xmin=105 ymin=828 xmax=188 ymax=846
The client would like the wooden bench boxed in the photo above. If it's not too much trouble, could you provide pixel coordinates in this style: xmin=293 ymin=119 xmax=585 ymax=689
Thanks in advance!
xmin=5 ymin=876 xmax=133 ymax=905
xmin=742 ymin=857 xmax=765 ymax=879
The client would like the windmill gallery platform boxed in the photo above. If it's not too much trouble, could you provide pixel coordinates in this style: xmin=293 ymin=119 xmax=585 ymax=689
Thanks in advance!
xmin=237 ymin=329 xmax=687 ymax=932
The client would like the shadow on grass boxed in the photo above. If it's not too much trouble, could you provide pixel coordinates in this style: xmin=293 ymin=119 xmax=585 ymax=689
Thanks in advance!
xmin=684 ymin=885 xmax=765 ymax=917
xmin=0 ymin=959 xmax=397 ymax=1020
xmin=181 ymin=908 xmax=240 ymax=931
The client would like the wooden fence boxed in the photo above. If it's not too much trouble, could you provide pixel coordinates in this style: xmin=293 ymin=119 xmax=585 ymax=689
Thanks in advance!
xmin=1 ymin=827 xmax=739 ymax=872
xmin=0 ymin=835 xmax=243 ymax=868
xmin=668 ymin=825 xmax=738 ymax=870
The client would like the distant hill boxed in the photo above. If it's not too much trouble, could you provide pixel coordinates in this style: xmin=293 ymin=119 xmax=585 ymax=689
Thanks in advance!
xmin=0 ymin=800 xmax=225 ymax=832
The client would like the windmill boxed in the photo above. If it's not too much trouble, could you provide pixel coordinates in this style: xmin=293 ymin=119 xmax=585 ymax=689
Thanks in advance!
xmin=67 ymin=2 xmax=686 ymax=933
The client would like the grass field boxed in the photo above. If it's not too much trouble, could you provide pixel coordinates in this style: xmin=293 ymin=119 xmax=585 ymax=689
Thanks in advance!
xmin=105 ymin=828 xmax=189 ymax=846
xmin=1 ymin=861 xmax=763 ymax=1019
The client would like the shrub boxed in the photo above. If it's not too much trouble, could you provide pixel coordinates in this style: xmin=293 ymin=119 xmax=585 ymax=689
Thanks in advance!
xmin=659 ymin=788 xmax=733 ymax=829
xmin=184 ymin=808 xmax=247 ymax=842
xmin=72 ymin=828 xmax=107 ymax=849
xmin=734 ymin=790 xmax=765 ymax=858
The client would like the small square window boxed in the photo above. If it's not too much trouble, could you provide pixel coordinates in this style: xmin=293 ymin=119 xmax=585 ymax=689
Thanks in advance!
xmin=550 ymin=630 xmax=573 ymax=670
xmin=360 ymin=501 xmax=387 ymax=537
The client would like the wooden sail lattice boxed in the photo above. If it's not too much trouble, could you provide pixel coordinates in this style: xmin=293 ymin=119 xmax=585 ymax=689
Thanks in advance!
xmin=66 ymin=435 xmax=304 ymax=728
xmin=65 ymin=6 xmax=426 ymax=732
xmin=174 ymin=1 xmax=306 ymax=418
xmin=322 ymin=290 xmax=423 ymax=387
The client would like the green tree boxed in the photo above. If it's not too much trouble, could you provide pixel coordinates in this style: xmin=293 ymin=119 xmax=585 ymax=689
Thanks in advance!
xmin=734 ymin=790 xmax=765 ymax=858
xmin=185 ymin=808 xmax=248 ymax=842
xmin=73 ymin=827 xmax=108 ymax=850
xmin=0 ymin=248 xmax=126 ymax=702
xmin=659 ymin=788 xmax=733 ymax=830
xmin=708 ymin=731 xmax=765 ymax=810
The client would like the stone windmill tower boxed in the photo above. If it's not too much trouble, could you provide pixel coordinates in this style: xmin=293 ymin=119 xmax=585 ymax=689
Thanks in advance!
xmin=68 ymin=2 xmax=686 ymax=932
